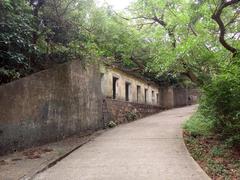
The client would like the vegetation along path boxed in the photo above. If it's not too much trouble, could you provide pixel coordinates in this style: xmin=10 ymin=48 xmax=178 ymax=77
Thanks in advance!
xmin=34 ymin=105 xmax=210 ymax=180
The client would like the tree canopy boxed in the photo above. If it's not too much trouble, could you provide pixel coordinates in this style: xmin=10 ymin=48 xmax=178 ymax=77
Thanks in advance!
xmin=0 ymin=0 xmax=239 ymax=85
xmin=1 ymin=0 xmax=240 ymax=169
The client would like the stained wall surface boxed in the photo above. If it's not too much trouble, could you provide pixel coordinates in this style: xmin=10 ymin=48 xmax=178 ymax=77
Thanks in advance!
xmin=101 ymin=67 xmax=160 ymax=106
xmin=160 ymin=86 xmax=174 ymax=109
xmin=103 ymin=98 xmax=162 ymax=125
xmin=0 ymin=61 xmax=103 ymax=155
xmin=173 ymin=87 xmax=188 ymax=107
xmin=0 ymin=61 xmax=197 ymax=155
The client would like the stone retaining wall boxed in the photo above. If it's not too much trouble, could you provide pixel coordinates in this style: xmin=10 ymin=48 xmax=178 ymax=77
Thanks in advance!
xmin=0 ymin=60 xmax=103 ymax=155
xmin=103 ymin=98 xmax=162 ymax=125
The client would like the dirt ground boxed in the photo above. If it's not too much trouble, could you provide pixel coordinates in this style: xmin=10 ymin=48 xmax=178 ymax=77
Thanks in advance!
xmin=0 ymin=130 xmax=104 ymax=180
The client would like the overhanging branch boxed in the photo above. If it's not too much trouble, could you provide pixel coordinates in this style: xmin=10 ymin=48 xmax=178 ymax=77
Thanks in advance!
xmin=211 ymin=0 xmax=240 ymax=56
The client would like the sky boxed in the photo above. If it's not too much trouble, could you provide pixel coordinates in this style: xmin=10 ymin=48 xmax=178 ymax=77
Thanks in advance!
xmin=97 ymin=0 xmax=133 ymax=10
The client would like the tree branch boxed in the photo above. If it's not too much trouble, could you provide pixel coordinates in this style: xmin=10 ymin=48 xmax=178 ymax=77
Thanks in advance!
xmin=211 ymin=0 xmax=240 ymax=56
xmin=130 ymin=55 xmax=145 ymax=70
xmin=189 ymin=24 xmax=211 ymax=52
xmin=181 ymin=71 xmax=200 ymax=84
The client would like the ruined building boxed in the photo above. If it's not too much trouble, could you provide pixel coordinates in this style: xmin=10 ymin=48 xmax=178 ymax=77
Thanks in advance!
xmin=0 ymin=61 xmax=197 ymax=155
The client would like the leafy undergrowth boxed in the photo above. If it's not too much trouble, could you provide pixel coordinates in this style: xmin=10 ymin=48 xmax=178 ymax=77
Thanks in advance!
xmin=184 ymin=111 xmax=240 ymax=179
xmin=184 ymin=131 xmax=240 ymax=179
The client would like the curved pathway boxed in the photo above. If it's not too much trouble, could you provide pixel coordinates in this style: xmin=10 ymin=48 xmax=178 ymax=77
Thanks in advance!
xmin=35 ymin=105 xmax=210 ymax=180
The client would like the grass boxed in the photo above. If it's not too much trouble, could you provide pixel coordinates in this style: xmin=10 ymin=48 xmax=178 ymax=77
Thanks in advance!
xmin=183 ymin=112 xmax=213 ymax=137
xmin=183 ymin=113 xmax=240 ymax=179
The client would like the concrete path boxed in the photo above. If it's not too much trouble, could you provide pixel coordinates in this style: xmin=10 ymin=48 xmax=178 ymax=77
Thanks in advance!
xmin=34 ymin=105 xmax=210 ymax=180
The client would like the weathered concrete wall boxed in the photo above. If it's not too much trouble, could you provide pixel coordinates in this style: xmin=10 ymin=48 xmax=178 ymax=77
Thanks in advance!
xmin=160 ymin=86 xmax=174 ymax=109
xmin=0 ymin=59 xmax=199 ymax=155
xmin=0 ymin=60 xmax=103 ymax=155
xmin=103 ymin=98 xmax=161 ymax=125
xmin=188 ymin=88 xmax=199 ymax=104
xmin=173 ymin=87 xmax=188 ymax=107
xmin=160 ymin=86 xmax=199 ymax=109
xmin=101 ymin=67 xmax=160 ymax=106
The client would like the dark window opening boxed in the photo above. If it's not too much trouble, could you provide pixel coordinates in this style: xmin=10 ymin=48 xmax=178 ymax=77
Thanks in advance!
xmin=125 ymin=82 xmax=130 ymax=101
xmin=145 ymin=89 xmax=148 ymax=103
xmin=156 ymin=93 xmax=159 ymax=104
xmin=137 ymin=85 xmax=141 ymax=102
xmin=112 ymin=77 xmax=118 ymax=99
xmin=152 ymin=90 xmax=155 ymax=103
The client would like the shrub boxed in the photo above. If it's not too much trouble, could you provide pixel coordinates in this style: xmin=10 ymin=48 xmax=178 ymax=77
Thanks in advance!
xmin=125 ymin=111 xmax=138 ymax=122
xmin=107 ymin=121 xmax=117 ymax=128
xmin=199 ymin=61 xmax=240 ymax=146
xmin=211 ymin=146 xmax=225 ymax=157
xmin=184 ymin=111 xmax=213 ymax=137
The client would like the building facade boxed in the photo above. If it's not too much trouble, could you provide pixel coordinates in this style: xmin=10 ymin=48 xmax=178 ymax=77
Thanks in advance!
xmin=0 ymin=61 xmax=198 ymax=155
xmin=101 ymin=67 xmax=160 ymax=106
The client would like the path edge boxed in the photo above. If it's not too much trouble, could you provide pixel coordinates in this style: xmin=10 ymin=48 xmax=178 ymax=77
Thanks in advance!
xmin=21 ymin=130 xmax=105 ymax=180
xmin=181 ymin=122 xmax=211 ymax=179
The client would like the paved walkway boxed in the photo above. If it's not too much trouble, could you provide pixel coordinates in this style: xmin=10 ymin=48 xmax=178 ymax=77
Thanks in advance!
xmin=34 ymin=105 xmax=210 ymax=180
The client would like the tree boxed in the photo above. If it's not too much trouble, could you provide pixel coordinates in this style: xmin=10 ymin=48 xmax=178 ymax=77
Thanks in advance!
xmin=0 ymin=0 xmax=38 ymax=83
xmin=0 ymin=0 xmax=98 ymax=84
xmin=117 ymin=0 xmax=240 ymax=86
xmin=211 ymin=0 xmax=240 ymax=56
xmin=125 ymin=0 xmax=220 ymax=85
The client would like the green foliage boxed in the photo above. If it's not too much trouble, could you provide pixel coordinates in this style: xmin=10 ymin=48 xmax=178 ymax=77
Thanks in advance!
xmin=195 ymin=60 xmax=240 ymax=146
xmin=185 ymin=61 xmax=240 ymax=146
xmin=125 ymin=111 xmax=138 ymax=122
xmin=0 ymin=68 xmax=20 ymax=83
xmin=0 ymin=0 xmax=37 ymax=83
xmin=184 ymin=135 xmax=206 ymax=160
xmin=207 ymin=159 xmax=228 ymax=176
xmin=185 ymin=133 xmax=240 ymax=178
xmin=184 ymin=111 xmax=213 ymax=137
xmin=127 ymin=0 xmax=232 ymax=86
xmin=211 ymin=146 xmax=225 ymax=157
xmin=0 ymin=0 xmax=151 ymax=84
xmin=107 ymin=121 xmax=117 ymax=128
